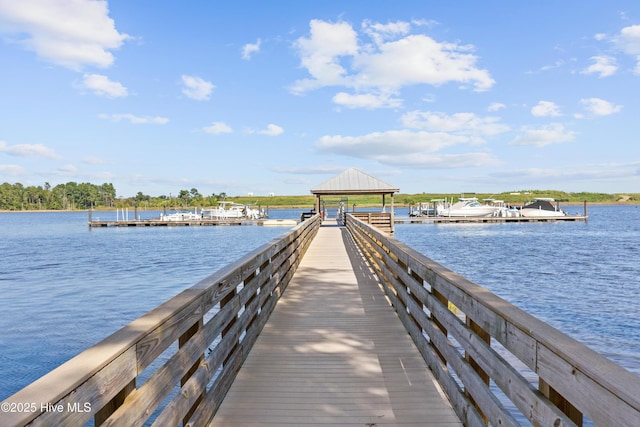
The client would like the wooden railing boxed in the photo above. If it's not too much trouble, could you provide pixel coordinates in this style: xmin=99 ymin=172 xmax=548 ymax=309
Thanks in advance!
xmin=346 ymin=214 xmax=640 ymax=427
xmin=348 ymin=212 xmax=393 ymax=233
xmin=2 ymin=215 xmax=320 ymax=427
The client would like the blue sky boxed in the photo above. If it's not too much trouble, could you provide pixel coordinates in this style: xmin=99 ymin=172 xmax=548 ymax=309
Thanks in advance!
xmin=1 ymin=1 xmax=639 ymax=197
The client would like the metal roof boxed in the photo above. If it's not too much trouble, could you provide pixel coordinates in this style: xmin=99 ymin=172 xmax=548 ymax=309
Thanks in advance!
xmin=310 ymin=168 xmax=399 ymax=195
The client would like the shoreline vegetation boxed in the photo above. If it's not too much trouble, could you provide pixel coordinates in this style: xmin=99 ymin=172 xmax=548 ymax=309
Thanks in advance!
xmin=0 ymin=181 xmax=638 ymax=212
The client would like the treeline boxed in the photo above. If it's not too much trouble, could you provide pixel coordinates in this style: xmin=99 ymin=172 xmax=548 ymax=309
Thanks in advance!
xmin=2 ymin=181 xmax=638 ymax=211
xmin=0 ymin=182 xmax=117 ymax=210
xmin=0 ymin=182 xmax=229 ymax=211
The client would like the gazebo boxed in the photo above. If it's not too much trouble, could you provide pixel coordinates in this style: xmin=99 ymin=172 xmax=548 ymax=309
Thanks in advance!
xmin=310 ymin=168 xmax=400 ymax=232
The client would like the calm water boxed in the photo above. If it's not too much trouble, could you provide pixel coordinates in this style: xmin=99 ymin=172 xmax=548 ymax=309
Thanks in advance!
xmin=1 ymin=205 xmax=639 ymax=408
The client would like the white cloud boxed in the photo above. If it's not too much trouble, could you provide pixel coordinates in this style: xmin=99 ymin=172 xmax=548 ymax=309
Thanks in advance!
xmin=531 ymin=100 xmax=561 ymax=117
xmin=259 ymin=124 xmax=284 ymax=136
xmin=352 ymin=34 xmax=494 ymax=91
xmin=272 ymin=165 xmax=346 ymax=174
xmin=57 ymin=164 xmax=78 ymax=174
xmin=0 ymin=164 xmax=25 ymax=175
xmin=401 ymin=111 xmax=509 ymax=139
xmin=509 ymin=123 xmax=576 ymax=147
xmin=0 ymin=0 xmax=129 ymax=70
xmin=291 ymin=19 xmax=494 ymax=103
xmin=316 ymin=129 xmax=501 ymax=169
xmin=614 ymin=24 xmax=640 ymax=55
xmin=375 ymin=152 xmax=501 ymax=169
xmin=291 ymin=20 xmax=359 ymax=93
xmin=99 ymin=113 xmax=168 ymax=124
xmin=333 ymin=92 xmax=402 ymax=109
xmin=181 ymin=75 xmax=214 ymax=100
xmin=316 ymin=130 xmax=467 ymax=158
xmin=581 ymin=55 xmax=617 ymax=77
xmin=613 ymin=24 xmax=640 ymax=74
xmin=82 ymin=73 xmax=128 ymax=98
xmin=580 ymin=98 xmax=623 ymax=116
xmin=242 ymin=38 xmax=261 ymax=60
xmin=82 ymin=156 xmax=106 ymax=165
xmin=203 ymin=121 xmax=233 ymax=134
xmin=362 ymin=19 xmax=411 ymax=45
xmin=488 ymin=102 xmax=506 ymax=112
xmin=0 ymin=140 xmax=61 ymax=159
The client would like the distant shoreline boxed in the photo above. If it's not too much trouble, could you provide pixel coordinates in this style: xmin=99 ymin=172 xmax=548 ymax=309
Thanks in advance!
xmin=1 ymin=200 xmax=638 ymax=214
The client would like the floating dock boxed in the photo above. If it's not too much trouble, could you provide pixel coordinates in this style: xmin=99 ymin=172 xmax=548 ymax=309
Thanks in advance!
xmin=395 ymin=214 xmax=588 ymax=224
xmin=88 ymin=218 xmax=299 ymax=227
xmin=89 ymin=215 xmax=587 ymax=227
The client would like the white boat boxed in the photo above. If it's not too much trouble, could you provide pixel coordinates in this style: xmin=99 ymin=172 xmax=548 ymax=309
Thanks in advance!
xmin=409 ymin=201 xmax=436 ymax=217
xmin=201 ymin=202 xmax=267 ymax=220
xmin=490 ymin=200 xmax=521 ymax=218
xmin=436 ymin=197 xmax=500 ymax=217
xmin=520 ymin=198 xmax=566 ymax=217
xmin=159 ymin=209 xmax=200 ymax=221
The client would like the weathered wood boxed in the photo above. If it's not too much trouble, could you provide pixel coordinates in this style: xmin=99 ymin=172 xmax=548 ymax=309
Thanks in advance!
xmin=346 ymin=213 xmax=640 ymax=427
xmin=179 ymin=319 xmax=204 ymax=426
xmin=95 ymin=379 xmax=136 ymax=426
xmin=349 ymin=211 xmax=393 ymax=233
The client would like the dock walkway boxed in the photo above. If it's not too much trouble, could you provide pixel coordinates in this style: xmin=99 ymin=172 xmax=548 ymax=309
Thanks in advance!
xmin=209 ymin=220 xmax=461 ymax=426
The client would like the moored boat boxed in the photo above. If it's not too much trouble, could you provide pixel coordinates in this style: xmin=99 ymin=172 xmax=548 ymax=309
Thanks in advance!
xmin=520 ymin=198 xmax=566 ymax=217
xmin=201 ymin=202 xmax=267 ymax=220
xmin=436 ymin=197 xmax=500 ymax=217
xmin=159 ymin=209 xmax=201 ymax=221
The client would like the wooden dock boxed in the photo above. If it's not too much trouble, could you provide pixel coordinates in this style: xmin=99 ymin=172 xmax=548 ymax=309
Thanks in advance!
xmin=88 ymin=219 xmax=299 ymax=227
xmin=395 ymin=215 xmax=588 ymax=224
xmin=209 ymin=220 xmax=462 ymax=426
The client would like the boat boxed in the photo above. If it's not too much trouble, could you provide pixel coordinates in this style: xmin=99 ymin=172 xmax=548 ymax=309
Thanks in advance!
xmin=436 ymin=197 xmax=501 ymax=217
xmin=201 ymin=202 xmax=267 ymax=220
xmin=520 ymin=198 xmax=566 ymax=217
xmin=409 ymin=202 xmax=436 ymax=217
xmin=159 ymin=209 xmax=200 ymax=221
xmin=490 ymin=200 xmax=521 ymax=218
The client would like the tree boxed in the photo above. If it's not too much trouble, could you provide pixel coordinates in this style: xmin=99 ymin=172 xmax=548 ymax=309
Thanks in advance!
xmin=178 ymin=189 xmax=190 ymax=207
xmin=135 ymin=192 xmax=150 ymax=203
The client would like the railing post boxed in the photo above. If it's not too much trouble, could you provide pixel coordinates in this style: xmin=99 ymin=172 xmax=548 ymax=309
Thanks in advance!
xmin=94 ymin=379 xmax=136 ymax=425
xmin=431 ymin=289 xmax=448 ymax=365
xmin=180 ymin=318 xmax=204 ymax=425
xmin=466 ymin=318 xmax=491 ymax=424
xmin=221 ymin=290 xmax=239 ymax=365
xmin=538 ymin=378 xmax=583 ymax=426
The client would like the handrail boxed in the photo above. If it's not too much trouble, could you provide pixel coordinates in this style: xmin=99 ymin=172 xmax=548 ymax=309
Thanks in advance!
xmin=346 ymin=213 xmax=640 ymax=427
xmin=2 ymin=214 xmax=320 ymax=427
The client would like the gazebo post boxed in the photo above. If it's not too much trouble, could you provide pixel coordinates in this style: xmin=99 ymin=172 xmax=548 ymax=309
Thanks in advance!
xmin=390 ymin=193 xmax=395 ymax=233
xmin=316 ymin=195 xmax=321 ymax=219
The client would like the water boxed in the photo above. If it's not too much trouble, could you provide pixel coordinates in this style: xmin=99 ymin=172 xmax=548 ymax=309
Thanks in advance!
xmin=0 ymin=209 xmax=306 ymax=400
xmin=1 ymin=205 xmax=639 ymax=415
xmin=394 ymin=205 xmax=640 ymax=375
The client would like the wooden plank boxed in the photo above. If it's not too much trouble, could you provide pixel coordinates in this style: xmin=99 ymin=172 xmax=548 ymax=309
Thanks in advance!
xmin=208 ymin=220 xmax=462 ymax=426
xmin=29 ymin=346 xmax=137 ymax=427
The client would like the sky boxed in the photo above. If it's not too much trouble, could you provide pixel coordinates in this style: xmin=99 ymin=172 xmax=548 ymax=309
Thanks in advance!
xmin=0 ymin=1 xmax=639 ymax=198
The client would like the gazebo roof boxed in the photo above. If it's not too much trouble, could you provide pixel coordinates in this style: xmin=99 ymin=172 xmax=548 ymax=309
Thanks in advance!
xmin=311 ymin=168 xmax=399 ymax=195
